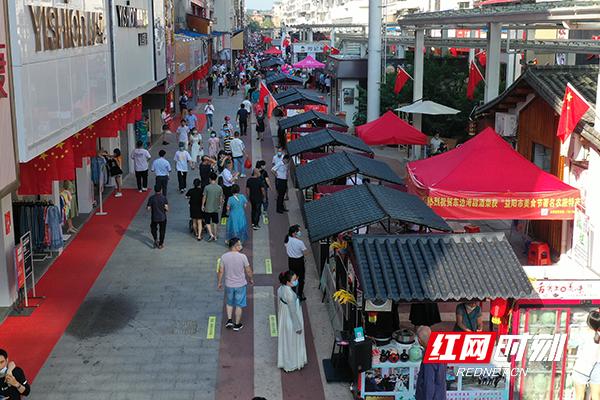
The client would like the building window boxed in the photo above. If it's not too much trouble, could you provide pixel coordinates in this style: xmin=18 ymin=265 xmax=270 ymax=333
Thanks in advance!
xmin=458 ymin=1 xmax=470 ymax=8
xmin=532 ymin=142 xmax=551 ymax=172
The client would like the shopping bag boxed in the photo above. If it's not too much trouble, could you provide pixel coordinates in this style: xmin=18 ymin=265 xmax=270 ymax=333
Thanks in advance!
xmin=244 ymin=158 xmax=252 ymax=169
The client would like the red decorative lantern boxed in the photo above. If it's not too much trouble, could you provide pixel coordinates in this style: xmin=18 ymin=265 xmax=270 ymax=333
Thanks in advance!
xmin=300 ymin=159 xmax=308 ymax=165
xmin=313 ymin=192 xmax=322 ymax=200
xmin=368 ymin=311 xmax=378 ymax=323
xmin=490 ymin=298 xmax=508 ymax=325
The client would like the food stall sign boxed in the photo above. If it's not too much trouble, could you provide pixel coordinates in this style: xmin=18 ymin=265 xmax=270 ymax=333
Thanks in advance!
xmin=292 ymin=42 xmax=325 ymax=54
xmin=530 ymin=279 xmax=600 ymax=299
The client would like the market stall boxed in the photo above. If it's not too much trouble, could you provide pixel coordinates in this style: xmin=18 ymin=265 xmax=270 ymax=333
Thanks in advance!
xmin=278 ymin=110 xmax=348 ymax=148
xmin=275 ymin=91 xmax=328 ymax=117
xmin=294 ymin=152 xmax=401 ymax=192
xmin=406 ymin=128 xmax=581 ymax=220
xmin=259 ymin=57 xmax=285 ymax=71
xmin=264 ymin=46 xmax=283 ymax=55
xmin=341 ymin=233 xmax=535 ymax=400
xmin=293 ymin=55 xmax=326 ymax=69
xmin=510 ymin=264 xmax=600 ymax=400
xmin=287 ymin=128 xmax=373 ymax=162
xmin=356 ymin=111 xmax=428 ymax=146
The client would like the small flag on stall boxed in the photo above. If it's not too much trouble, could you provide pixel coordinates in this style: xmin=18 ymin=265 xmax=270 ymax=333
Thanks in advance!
xmin=393 ymin=67 xmax=412 ymax=95
xmin=556 ymin=83 xmax=590 ymax=143
xmin=259 ymin=82 xmax=270 ymax=109
xmin=476 ymin=50 xmax=487 ymax=67
xmin=466 ymin=61 xmax=484 ymax=100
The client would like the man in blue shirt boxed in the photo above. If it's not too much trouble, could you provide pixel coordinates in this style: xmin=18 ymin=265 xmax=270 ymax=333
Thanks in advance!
xmin=185 ymin=111 xmax=198 ymax=131
xmin=415 ymin=326 xmax=447 ymax=400
xmin=151 ymin=149 xmax=172 ymax=197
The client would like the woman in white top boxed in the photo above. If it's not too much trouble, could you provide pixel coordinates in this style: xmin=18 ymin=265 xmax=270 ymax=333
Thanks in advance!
xmin=284 ymin=224 xmax=308 ymax=301
xmin=189 ymin=128 xmax=203 ymax=169
xmin=277 ymin=270 xmax=307 ymax=373
xmin=573 ymin=311 xmax=600 ymax=400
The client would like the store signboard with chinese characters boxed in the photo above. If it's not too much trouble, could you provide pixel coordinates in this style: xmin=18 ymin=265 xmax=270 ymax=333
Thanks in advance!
xmin=292 ymin=42 xmax=325 ymax=54
xmin=0 ymin=1 xmax=17 ymax=194
xmin=8 ymin=0 xmax=112 ymax=162
xmin=112 ymin=0 xmax=155 ymax=100
xmin=153 ymin=0 xmax=167 ymax=82
xmin=529 ymin=279 xmax=600 ymax=300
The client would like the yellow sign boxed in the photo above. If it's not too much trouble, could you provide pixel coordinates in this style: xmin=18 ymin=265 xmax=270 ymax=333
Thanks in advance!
xmin=265 ymin=258 xmax=272 ymax=274
xmin=269 ymin=315 xmax=278 ymax=337
xmin=263 ymin=215 xmax=269 ymax=225
xmin=207 ymin=316 xmax=216 ymax=339
xmin=221 ymin=217 xmax=227 ymax=225
xmin=216 ymin=257 xmax=221 ymax=272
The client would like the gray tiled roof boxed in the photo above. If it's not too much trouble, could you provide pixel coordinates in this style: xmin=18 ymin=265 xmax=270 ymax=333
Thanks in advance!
xmin=276 ymin=92 xmax=328 ymax=107
xmin=265 ymin=73 xmax=304 ymax=85
xmin=352 ymin=233 xmax=535 ymax=302
xmin=278 ymin=110 xmax=349 ymax=130
xmin=260 ymin=58 xmax=284 ymax=68
xmin=368 ymin=185 xmax=450 ymax=232
xmin=305 ymin=185 xmax=385 ymax=242
xmin=287 ymin=129 xmax=373 ymax=156
xmin=273 ymin=88 xmax=301 ymax=101
xmin=476 ymin=65 xmax=599 ymax=149
xmin=295 ymin=152 xmax=402 ymax=189
xmin=304 ymin=185 xmax=450 ymax=242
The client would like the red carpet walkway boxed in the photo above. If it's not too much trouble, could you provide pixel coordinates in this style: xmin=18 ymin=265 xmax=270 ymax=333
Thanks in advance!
xmin=0 ymin=189 xmax=147 ymax=381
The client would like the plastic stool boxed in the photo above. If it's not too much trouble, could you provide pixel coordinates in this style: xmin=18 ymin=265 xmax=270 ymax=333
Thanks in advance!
xmin=528 ymin=242 xmax=551 ymax=265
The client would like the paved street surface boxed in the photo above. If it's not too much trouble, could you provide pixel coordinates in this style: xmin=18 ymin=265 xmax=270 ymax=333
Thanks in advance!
xmin=28 ymin=89 xmax=352 ymax=400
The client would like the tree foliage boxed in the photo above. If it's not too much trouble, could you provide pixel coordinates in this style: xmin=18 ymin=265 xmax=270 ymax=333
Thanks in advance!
xmin=353 ymin=56 xmax=487 ymax=140
xmin=247 ymin=20 xmax=261 ymax=32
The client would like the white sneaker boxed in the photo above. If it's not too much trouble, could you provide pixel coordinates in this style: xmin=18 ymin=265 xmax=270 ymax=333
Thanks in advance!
xmin=138 ymin=190 xmax=143 ymax=193
xmin=240 ymin=174 xmax=246 ymax=178
xmin=142 ymin=188 xmax=148 ymax=192
xmin=115 ymin=192 xmax=123 ymax=197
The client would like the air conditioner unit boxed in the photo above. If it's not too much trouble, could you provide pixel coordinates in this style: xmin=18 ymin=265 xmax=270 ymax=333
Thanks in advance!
xmin=495 ymin=112 xmax=517 ymax=137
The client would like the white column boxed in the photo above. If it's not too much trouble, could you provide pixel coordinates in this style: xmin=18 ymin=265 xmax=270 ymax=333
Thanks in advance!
xmin=367 ymin=0 xmax=382 ymax=122
xmin=485 ymin=22 xmax=502 ymax=102
xmin=76 ymin=157 xmax=94 ymax=214
xmin=506 ymin=29 xmax=516 ymax=86
xmin=468 ymin=29 xmax=476 ymax=65
xmin=0 ymin=194 xmax=17 ymax=306
xmin=307 ymin=29 xmax=313 ymax=42
xmin=330 ymin=28 xmax=336 ymax=47
xmin=413 ymin=29 xmax=424 ymax=130
xmin=128 ymin=123 xmax=136 ymax=176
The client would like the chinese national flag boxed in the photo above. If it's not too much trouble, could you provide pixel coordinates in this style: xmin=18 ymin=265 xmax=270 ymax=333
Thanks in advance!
xmin=323 ymin=44 xmax=330 ymax=53
xmin=259 ymin=82 xmax=270 ymax=109
xmin=477 ymin=51 xmax=487 ymax=67
xmin=282 ymin=38 xmax=290 ymax=47
xmin=71 ymin=128 xmax=97 ymax=167
xmin=18 ymin=153 xmax=54 ymax=195
xmin=330 ymin=47 xmax=340 ymax=55
xmin=556 ymin=83 xmax=590 ymax=143
xmin=393 ymin=67 xmax=411 ymax=95
xmin=96 ymin=114 xmax=119 ymax=137
xmin=48 ymin=141 xmax=75 ymax=180
xmin=466 ymin=61 xmax=484 ymax=100
xmin=267 ymin=94 xmax=278 ymax=119
xmin=449 ymin=48 xmax=458 ymax=57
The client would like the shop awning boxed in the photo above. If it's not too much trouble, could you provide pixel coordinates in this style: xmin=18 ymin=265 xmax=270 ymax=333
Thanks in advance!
xmin=276 ymin=92 xmax=328 ymax=107
xmin=351 ymin=233 xmax=535 ymax=302
xmin=265 ymin=73 xmax=304 ymax=86
xmin=295 ymin=151 xmax=402 ymax=190
xmin=356 ymin=111 xmax=428 ymax=145
xmin=264 ymin=46 xmax=283 ymax=55
xmin=406 ymin=127 xmax=581 ymax=220
xmin=396 ymin=100 xmax=460 ymax=115
xmin=304 ymin=185 xmax=451 ymax=242
xmin=293 ymin=55 xmax=326 ymax=69
xmin=287 ymin=129 xmax=373 ymax=156
xmin=279 ymin=110 xmax=348 ymax=130
xmin=260 ymin=58 xmax=285 ymax=69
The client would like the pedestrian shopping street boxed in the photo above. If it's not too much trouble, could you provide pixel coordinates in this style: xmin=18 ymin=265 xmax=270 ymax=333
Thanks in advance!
xmin=0 ymin=88 xmax=354 ymax=400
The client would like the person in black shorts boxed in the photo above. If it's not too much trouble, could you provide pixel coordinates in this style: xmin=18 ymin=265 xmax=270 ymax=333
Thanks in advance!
xmin=186 ymin=179 xmax=204 ymax=240
xmin=202 ymin=173 xmax=224 ymax=241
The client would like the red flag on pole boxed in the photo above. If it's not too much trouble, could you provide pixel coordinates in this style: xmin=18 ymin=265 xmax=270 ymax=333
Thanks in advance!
xmin=477 ymin=50 xmax=487 ymax=67
xmin=466 ymin=61 xmax=484 ymax=100
xmin=393 ymin=67 xmax=412 ymax=95
xmin=259 ymin=82 xmax=270 ymax=110
xmin=282 ymin=38 xmax=290 ymax=47
xmin=556 ymin=83 xmax=590 ymax=143
xmin=330 ymin=47 xmax=340 ymax=55
xmin=323 ymin=44 xmax=330 ymax=52
xmin=267 ymin=94 xmax=278 ymax=119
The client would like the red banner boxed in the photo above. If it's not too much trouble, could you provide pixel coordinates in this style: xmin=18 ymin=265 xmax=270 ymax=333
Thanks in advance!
xmin=15 ymin=243 xmax=25 ymax=289
xmin=419 ymin=187 xmax=581 ymax=220
xmin=303 ymin=104 xmax=327 ymax=113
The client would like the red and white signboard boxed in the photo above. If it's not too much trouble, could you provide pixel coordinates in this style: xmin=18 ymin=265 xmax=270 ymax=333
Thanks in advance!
xmin=530 ymin=279 xmax=600 ymax=300
xmin=14 ymin=243 xmax=25 ymax=289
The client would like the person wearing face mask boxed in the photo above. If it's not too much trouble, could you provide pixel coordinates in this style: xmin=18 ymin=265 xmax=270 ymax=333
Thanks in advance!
xmin=285 ymin=224 xmax=308 ymax=301
xmin=572 ymin=310 xmax=600 ymax=400
xmin=272 ymin=147 xmax=285 ymax=166
xmin=454 ymin=301 xmax=483 ymax=332
xmin=0 ymin=349 xmax=30 ymax=399
xmin=277 ymin=270 xmax=307 ymax=372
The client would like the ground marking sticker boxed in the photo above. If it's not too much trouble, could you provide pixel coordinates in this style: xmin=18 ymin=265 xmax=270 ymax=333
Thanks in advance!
xmin=265 ymin=258 xmax=272 ymax=274
xmin=263 ymin=215 xmax=269 ymax=225
xmin=269 ymin=314 xmax=278 ymax=337
xmin=216 ymin=257 xmax=221 ymax=272
xmin=221 ymin=217 xmax=227 ymax=225
xmin=207 ymin=316 xmax=217 ymax=339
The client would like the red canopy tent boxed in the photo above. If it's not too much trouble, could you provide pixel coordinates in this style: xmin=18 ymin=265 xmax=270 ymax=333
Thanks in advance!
xmin=264 ymin=46 xmax=282 ymax=55
xmin=406 ymin=127 xmax=581 ymax=220
xmin=356 ymin=111 xmax=427 ymax=145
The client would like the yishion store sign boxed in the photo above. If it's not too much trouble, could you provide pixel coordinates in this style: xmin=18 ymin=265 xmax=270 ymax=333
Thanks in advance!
xmin=115 ymin=5 xmax=148 ymax=28
xmin=28 ymin=5 xmax=105 ymax=52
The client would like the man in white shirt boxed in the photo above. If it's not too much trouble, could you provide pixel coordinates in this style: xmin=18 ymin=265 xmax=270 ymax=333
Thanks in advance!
xmin=230 ymin=131 xmax=246 ymax=177
xmin=242 ymin=98 xmax=252 ymax=116
xmin=429 ymin=133 xmax=444 ymax=155
xmin=151 ymin=149 xmax=172 ymax=196
xmin=176 ymin=119 xmax=190 ymax=149
xmin=220 ymin=159 xmax=238 ymax=217
xmin=272 ymin=155 xmax=289 ymax=213
xmin=131 ymin=140 xmax=152 ymax=192
xmin=204 ymin=100 xmax=215 ymax=129
xmin=174 ymin=145 xmax=193 ymax=193
xmin=272 ymin=147 xmax=284 ymax=166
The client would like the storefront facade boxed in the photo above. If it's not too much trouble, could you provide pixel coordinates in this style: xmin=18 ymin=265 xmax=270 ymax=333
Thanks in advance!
xmin=0 ymin=0 xmax=168 ymax=307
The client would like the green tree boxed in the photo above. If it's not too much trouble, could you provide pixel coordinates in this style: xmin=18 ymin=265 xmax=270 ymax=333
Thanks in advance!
xmin=247 ymin=20 xmax=261 ymax=32
xmin=261 ymin=18 xmax=274 ymax=29
xmin=354 ymin=55 xmax=490 ymax=141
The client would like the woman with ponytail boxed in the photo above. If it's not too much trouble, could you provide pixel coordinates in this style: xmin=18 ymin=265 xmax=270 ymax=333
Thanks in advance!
xmin=277 ymin=270 xmax=307 ymax=372
xmin=284 ymin=225 xmax=308 ymax=301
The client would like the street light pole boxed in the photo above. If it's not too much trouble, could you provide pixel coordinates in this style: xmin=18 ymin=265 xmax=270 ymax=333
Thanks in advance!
xmin=367 ymin=0 xmax=382 ymax=122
